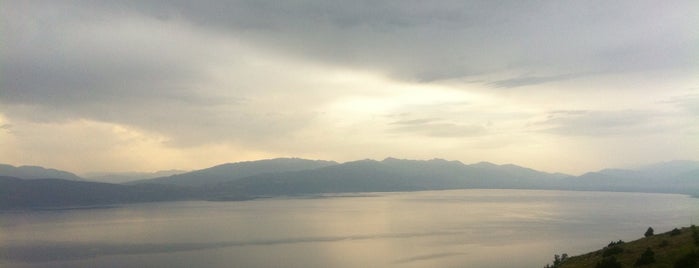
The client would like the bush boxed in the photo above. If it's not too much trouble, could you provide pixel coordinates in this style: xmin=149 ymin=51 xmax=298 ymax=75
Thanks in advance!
xmin=544 ymin=253 xmax=568 ymax=268
xmin=634 ymin=247 xmax=655 ymax=266
xmin=670 ymin=228 xmax=682 ymax=236
xmin=603 ymin=246 xmax=624 ymax=257
xmin=608 ymin=240 xmax=625 ymax=247
xmin=596 ymin=256 xmax=622 ymax=268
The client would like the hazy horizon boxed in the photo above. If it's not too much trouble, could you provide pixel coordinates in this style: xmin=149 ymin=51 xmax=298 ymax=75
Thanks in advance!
xmin=3 ymin=157 xmax=698 ymax=179
xmin=2 ymin=1 xmax=697 ymax=175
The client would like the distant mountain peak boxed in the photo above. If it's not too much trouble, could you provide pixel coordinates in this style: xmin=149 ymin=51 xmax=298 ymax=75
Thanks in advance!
xmin=428 ymin=158 xmax=462 ymax=164
xmin=472 ymin=161 xmax=499 ymax=168
xmin=379 ymin=157 xmax=464 ymax=165
xmin=130 ymin=157 xmax=338 ymax=186
xmin=0 ymin=163 xmax=82 ymax=180
xmin=5 ymin=158 xmax=699 ymax=209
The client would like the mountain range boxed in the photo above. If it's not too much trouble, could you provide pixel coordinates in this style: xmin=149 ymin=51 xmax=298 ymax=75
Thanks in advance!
xmin=1 ymin=158 xmax=698 ymax=209
xmin=0 ymin=164 xmax=82 ymax=181
xmin=83 ymin=170 xmax=189 ymax=184
xmin=127 ymin=158 xmax=338 ymax=186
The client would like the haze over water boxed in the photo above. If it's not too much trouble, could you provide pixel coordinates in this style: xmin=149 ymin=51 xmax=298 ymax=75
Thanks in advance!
xmin=2 ymin=189 xmax=697 ymax=268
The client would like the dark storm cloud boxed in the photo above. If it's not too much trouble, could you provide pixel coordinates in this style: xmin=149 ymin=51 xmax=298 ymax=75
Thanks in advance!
xmin=11 ymin=0 xmax=696 ymax=83
xmin=224 ymin=1 xmax=684 ymax=81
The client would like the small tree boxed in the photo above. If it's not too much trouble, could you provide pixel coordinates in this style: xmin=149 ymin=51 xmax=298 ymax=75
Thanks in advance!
xmin=634 ymin=247 xmax=655 ymax=266
xmin=603 ymin=246 xmax=624 ymax=257
xmin=670 ymin=228 xmax=682 ymax=236
xmin=544 ymin=253 xmax=568 ymax=268
xmin=645 ymin=227 xmax=654 ymax=237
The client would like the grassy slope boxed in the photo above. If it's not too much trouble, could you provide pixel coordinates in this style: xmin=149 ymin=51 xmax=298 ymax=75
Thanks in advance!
xmin=560 ymin=227 xmax=697 ymax=268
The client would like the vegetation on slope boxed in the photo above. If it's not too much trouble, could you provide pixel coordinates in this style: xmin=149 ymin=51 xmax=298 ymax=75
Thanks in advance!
xmin=546 ymin=226 xmax=699 ymax=268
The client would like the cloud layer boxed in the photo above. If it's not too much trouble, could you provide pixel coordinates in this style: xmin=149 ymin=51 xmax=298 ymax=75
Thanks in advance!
xmin=1 ymin=0 xmax=697 ymax=174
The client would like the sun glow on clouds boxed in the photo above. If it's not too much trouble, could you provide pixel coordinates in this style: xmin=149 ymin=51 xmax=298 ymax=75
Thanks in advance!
xmin=0 ymin=116 xmax=270 ymax=173
xmin=2 ymin=1 xmax=697 ymax=175
xmin=323 ymin=73 xmax=491 ymax=126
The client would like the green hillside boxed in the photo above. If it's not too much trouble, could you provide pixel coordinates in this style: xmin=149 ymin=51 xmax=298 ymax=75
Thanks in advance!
xmin=549 ymin=226 xmax=699 ymax=268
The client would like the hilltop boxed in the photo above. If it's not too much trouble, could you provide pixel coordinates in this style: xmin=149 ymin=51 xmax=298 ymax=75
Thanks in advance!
xmin=549 ymin=226 xmax=699 ymax=268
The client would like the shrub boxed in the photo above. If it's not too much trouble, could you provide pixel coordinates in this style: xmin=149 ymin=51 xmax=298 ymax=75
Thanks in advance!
xmin=596 ymin=256 xmax=622 ymax=268
xmin=608 ymin=240 xmax=625 ymax=247
xmin=544 ymin=253 xmax=568 ymax=268
xmin=603 ymin=246 xmax=624 ymax=257
xmin=634 ymin=247 xmax=655 ymax=266
xmin=670 ymin=228 xmax=682 ymax=236
xmin=645 ymin=227 xmax=654 ymax=237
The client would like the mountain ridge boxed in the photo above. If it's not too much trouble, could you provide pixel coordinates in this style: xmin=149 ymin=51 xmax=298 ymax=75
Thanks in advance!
xmin=83 ymin=170 xmax=188 ymax=184
xmin=1 ymin=158 xmax=698 ymax=209
xmin=128 ymin=158 xmax=338 ymax=186
xmin=0 ymin=164 xmax=83 ymax=181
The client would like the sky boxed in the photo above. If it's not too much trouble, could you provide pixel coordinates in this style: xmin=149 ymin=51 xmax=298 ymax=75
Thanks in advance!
xmin=1 ymin=0 xmax=698 ymax=175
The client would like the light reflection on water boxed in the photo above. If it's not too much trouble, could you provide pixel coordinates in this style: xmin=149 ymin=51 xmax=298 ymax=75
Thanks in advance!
xmin=1 ymin=189 xmax=698 ymax=268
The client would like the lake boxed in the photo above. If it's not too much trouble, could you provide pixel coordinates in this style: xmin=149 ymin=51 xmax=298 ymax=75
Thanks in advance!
xmin=1 ymin=189 xmax=698 ymax=267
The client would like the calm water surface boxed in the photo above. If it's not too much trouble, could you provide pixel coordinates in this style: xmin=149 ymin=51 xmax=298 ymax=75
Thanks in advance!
xmin=1 ymin=189 xmax=698 ymax=267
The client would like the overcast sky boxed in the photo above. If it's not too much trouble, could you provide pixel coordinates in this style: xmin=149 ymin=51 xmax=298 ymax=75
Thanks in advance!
xmin=1 ymin=0 xmax=697 ymax=175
